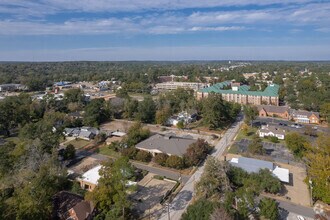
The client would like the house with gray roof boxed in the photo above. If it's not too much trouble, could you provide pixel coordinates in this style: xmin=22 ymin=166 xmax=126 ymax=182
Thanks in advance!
xmin=230 ymin=157 xmax=289 ymax=183
xmin=63 ymin=127 xmax=99 ymax=140
xmin=135 ymin=134 xmax=197 ymax=157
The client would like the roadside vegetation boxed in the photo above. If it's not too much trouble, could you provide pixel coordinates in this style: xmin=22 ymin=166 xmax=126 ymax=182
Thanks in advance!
xmin=183 ymin=156 xmax=281 ymax=220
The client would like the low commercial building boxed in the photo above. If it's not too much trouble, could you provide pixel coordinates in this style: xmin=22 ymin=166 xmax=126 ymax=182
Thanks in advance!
xmin=230 ymin=157 xmax=289 ymax=183
xmin=258 ymin=125 xmax=286 ymax=140
xmin=290 ymin=110 xmax=320 ymax=124
xmin=197 ymin=81 xmax=279 ymax=106
xmin=135 ymin=134 xmax=197 ymax=157
xmin=155 ymin=81 xmax=208 ymax=91
xmin=257 ymin=105 xmax=290 ymax=119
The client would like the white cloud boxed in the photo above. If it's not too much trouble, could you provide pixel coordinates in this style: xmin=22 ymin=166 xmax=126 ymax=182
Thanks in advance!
xmin=0 ymin=1 xmax=329 ymax=35
xmin=0 ymin=0 xmax=315 ymax=15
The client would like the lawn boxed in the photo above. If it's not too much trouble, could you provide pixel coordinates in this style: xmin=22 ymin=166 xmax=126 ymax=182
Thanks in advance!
xmin=97 ymin=145 xmax=121 ymax=158
xmin=65 ymin=139 xmax=91 ymax=149
xmin=235 ymin=127 xmax=258 ymax=141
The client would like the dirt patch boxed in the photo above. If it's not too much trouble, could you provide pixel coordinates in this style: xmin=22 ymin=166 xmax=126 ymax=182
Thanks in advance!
xmin=68 ymin=157 xmax=101 ymax=175
xmin=100 ymin=120 xmax=133 ymax=132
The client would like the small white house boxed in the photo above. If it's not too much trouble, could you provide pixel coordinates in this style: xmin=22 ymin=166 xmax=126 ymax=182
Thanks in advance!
xmin=258 ymin=125 xmax=285 ymax=140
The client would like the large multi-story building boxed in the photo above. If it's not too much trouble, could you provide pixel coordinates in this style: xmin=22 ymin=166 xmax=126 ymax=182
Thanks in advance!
xmin=155 ymin=81 xmax=208 ymax=91
xmin=197 ymin=81 xmax=279 ymax=106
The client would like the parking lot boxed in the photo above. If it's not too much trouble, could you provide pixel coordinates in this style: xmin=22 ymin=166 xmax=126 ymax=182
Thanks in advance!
xmin=234 ymin=138 xmax=296 ymax=164
xmin=254 ymin=117 xmax=329 ymax=134
xmin=131 ymin=173 xmax=177 ymax=218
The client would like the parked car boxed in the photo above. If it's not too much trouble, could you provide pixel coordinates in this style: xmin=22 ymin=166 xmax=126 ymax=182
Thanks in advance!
xmin=291 ymin=123 xmax=303 ymax=128
xmin=297 ymin=215 xmax=305 ymax=220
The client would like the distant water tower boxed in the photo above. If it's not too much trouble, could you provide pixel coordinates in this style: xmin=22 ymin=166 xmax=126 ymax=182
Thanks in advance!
xmin=228 ymin=60 xmax=231 ymax=64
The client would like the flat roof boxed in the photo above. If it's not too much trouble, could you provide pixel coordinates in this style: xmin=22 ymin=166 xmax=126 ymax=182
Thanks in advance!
xmin=273 ymin=166 xmax=290 ymax=183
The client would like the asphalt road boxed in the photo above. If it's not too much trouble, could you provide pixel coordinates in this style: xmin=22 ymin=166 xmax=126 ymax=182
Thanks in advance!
xmin=277 ymin=199 xmax=315 ymax=218
xmin=158 ymin=115 xmax=244 ymax=220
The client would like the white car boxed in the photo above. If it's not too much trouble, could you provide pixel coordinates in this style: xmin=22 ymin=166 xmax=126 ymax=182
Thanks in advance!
xmin=297 ymin=215 xmax=305 ymax=220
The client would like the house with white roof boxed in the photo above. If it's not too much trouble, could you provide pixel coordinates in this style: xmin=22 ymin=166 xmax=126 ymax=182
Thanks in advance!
xmin=78 ymin=165 xmax=102 ymax=191
xmin=258 ymin=125 xmax=286 ymax=140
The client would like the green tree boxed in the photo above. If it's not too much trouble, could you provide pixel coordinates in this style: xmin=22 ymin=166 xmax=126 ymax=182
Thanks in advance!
xmin=195 ymin=157 xmax=231 ymax=200
xmin=123 ymin=98 xmax=138 ymax=119
xmin=259 ymin=198 xmax=279 ymax=220
xmin=182 ymin=199 xmax=216 ymax=220
xmin=243 ymin=105 xmax=257 ymax=125
xmin=176 ymin=120 xmax=185 ymax=129
xmin=320 ymin=102 xmax=330 ymax=123
xmin=64 ymin=88 xmax=84 ymax=104
xmin=63 ymin=144 xmax=76 ymax=160
xmin=84 ymin=98 xmax=111 ymax=126
xmin=285 ymin=132 xmax=309 ymax=158
xmin=86 ymin=157 xmax=136 ymax=219
xmin=122 ymin=122 xmax=150 ymax=147
xmin=155 ymin=106 xmax=171 ymax=125
xmin=136 ymin=96 xmax=156 ymax=123
xmin=248 ymin=136 xmax=264 ymax=155
xmin=201 ymin=94 xmax=233 ymax=129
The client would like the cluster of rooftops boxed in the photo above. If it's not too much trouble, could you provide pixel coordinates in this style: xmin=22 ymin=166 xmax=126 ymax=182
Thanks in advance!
xmin=199 ymin=80 xmax=279 ymax=97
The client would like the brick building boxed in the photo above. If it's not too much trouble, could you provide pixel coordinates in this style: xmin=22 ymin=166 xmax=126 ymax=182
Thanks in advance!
xmin=197 ymin=81 xmax=279 ymax=106
xmin=257 ymin=105 xmax=290 ymax=119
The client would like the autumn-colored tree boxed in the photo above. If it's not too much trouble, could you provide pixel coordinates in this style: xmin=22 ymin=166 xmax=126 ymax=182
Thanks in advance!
xmin=305 ymin=134 xmax=330 ymax=204
xmin=285 ymin=132 xmax=310 ymax=158
xmin=154 ymin=153 xmax=169 ymax=166
xmin=184 ymin=139 xmax=213 ymax=167
xmin=166 ymin=155 xmax=184 ymax=169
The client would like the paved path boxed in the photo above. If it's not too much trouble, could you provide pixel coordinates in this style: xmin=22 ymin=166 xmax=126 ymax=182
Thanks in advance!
xmin=158 ymin=115 xmax=244 ymax=220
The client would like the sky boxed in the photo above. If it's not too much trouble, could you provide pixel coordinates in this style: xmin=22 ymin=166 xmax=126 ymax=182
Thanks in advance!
xmin=0 ymin=0 xmax=330 ymax=61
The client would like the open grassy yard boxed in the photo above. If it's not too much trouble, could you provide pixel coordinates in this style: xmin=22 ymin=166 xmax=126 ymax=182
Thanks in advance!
xmin=97 ymin=144 xmax=121 ymax=158
xmin=235 ymin=127 xmax=258 ymax=141
xmin=64 ymin=139 xmax=91 ymax=149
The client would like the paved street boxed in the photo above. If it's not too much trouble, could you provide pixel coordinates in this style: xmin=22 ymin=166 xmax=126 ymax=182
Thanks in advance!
xmin=158 ymin=115 xmax=244 ymax=220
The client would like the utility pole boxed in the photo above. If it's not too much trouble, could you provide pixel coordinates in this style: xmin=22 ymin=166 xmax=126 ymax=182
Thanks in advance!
xmin=309 ymin=179 xmax=313 ymax=206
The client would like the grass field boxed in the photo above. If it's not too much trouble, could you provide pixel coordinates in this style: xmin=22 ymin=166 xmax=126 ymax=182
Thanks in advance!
xmin=97 ymin=145 xmax=121 ymax=158
xmin=65 ymin=139 xmax=91 ymax=149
